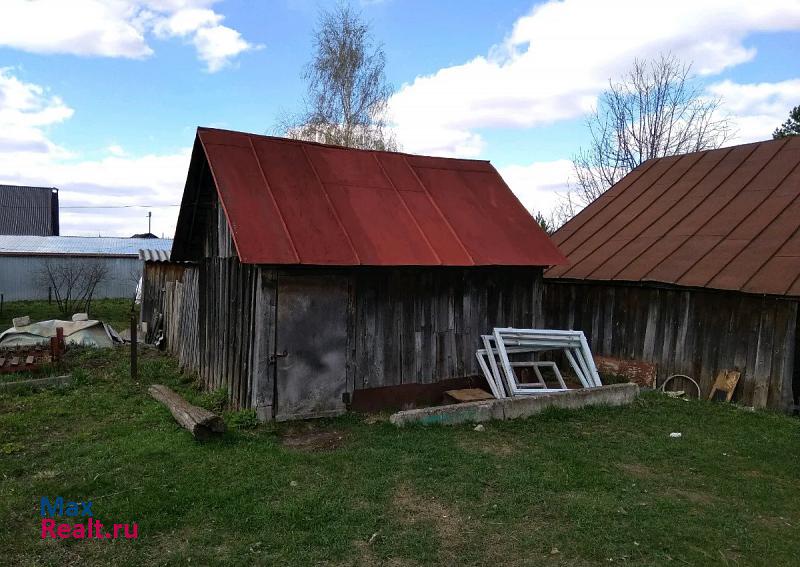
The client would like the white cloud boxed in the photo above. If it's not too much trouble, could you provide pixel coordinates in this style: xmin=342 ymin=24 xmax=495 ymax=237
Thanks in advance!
xmin=499 ymin=160 xmax=573 ymax=217
xmin=390 ymin=0 xmax=800 ymax=157
xmin=0 ymin=69 xmax=187 ymax=237
xmin=0 ymin=0 xmax=260 ymax=72
xmin=710 ymin=79 xmax=800 ymax=143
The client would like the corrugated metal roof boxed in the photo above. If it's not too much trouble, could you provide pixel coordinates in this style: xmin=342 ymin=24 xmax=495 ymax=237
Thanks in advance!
xmin=173 ymin=127 xmax=567 ymax=267
xmin=138 ymin=248 xmax=171 ymax=262
xmin=0 ymin=235 xmax=173 ymax=257
xmin=546 ymin=137 xmax=800 ymax=297
xmin=0 ymin=185 xmax=59 ymax=236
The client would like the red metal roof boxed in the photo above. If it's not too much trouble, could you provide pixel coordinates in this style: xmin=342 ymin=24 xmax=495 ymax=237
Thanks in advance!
xmin=546 ymin=137 xmax=800 ymax=297
xmin=184 ymin=127 xmax=566 ymax=267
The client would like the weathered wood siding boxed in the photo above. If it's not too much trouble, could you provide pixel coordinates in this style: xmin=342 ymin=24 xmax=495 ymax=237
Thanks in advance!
xmin=140 ymin=262 xmax=188 ymax=333
xmin=151 ymin=261 xmax=545 ymax=416
xmin=349 ymin=267 xmax=543 ymax=391
xmin=543 ymin=280 xmax=798 ymax=410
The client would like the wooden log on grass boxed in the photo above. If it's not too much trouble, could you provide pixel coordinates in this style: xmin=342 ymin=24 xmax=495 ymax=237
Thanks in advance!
xmin=148 ymin=384 xmax=226 ymax=440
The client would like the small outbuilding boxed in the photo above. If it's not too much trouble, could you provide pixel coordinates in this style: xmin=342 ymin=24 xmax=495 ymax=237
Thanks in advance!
xmin=152 ymin=127 xmax=566 ymax=420
xmin=544 ymin=137 xmax=800 ymax=410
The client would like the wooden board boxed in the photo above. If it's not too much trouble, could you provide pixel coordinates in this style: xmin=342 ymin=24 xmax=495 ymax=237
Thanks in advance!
xmin=444 ymin=388 xmax=494 ymax=403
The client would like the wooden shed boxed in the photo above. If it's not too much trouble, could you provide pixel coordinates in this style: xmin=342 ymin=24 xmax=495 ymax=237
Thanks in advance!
xmin=545 ymin=137 xmax=800 ymax=411
xmin=147 ymin=127 xmax=566 ymax=420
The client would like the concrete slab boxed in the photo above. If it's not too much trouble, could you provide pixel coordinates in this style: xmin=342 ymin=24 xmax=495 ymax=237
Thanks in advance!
xmin=389 ymin=383 xmax=639 ymax=426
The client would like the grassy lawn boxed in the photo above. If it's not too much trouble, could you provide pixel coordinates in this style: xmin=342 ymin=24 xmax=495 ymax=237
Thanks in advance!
xmin=1 ymin=298 xmax=136 ymax=334
xmin=1 ymin=307 xmax=799 ymax=565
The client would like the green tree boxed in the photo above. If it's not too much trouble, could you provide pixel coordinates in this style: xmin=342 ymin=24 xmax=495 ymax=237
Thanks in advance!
xmin=773 ymin=105 xmax=800 ymax=139
xmin=278 ymin=4 xmax=396 ymax=150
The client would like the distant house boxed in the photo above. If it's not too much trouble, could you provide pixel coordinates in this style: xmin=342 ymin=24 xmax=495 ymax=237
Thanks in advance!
xmin=544 ymin=137 xmax=800 ymax=411
xmin=0 ymin=235 xmax=173 ymax=302
xmin=142 ymin=127 xmax=566 ymax=420
xmin=0 ymin=185 xmax=60 ymax=236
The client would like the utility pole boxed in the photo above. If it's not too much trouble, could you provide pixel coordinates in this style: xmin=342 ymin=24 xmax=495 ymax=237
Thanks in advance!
xmin=147 ymin=211 xmax=152 ymax=234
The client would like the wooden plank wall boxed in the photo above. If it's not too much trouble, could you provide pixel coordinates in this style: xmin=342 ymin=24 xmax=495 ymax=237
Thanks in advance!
xmin=156 ymin=262 xmax=545 ymax=413
xmin=160 ymin=259 xmax=262 ymax=410
xmin=349 ymin=267 xmax=543 ymax=390
xmin=140 ymin=262 xmax=187 ymax=332
xmin=542 ymin=281 xmax=798 ymax=410
xmin=195 ymin=257 xmax=260 ymax=409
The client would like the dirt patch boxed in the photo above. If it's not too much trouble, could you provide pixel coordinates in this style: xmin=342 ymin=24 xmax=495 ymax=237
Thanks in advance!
xmin=391 ymin=483 xmax=465 ymax=563
xmin=617 ymin=462 xmax=655 ymax=479
xmin=281 ymin=429 xmax=346 ymax=452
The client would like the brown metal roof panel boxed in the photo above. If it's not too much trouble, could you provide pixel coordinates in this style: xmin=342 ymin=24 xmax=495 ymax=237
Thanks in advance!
xmin=552 ymin=159 xmax=656 ymax=248
xmin=569 ymin=152 xmax=704 ymax=262
xmin=614 ymin=149 xmax=728 ymax=240
xmin=777 ymin=228 xmax=800 ymax=257
xmin=644 ymin=235 xmax=723 ymax=283
xmin=201 ymin=141 xmax=299 ymax=264
xmin=787 ymin=274 xmax=800 ymax=297
xmin=555 ymin=156 xmax=683 ymax=257
xmin=251 ymin=138 xmax=359 ymax=265
xmin=708 ymin=198 xmax=800 ymax=291
xmin=675 ymin=238 xmax=750 ymax=288
xmin=742 ymin=256 xmax=800 ymax=296
xmin=612 ymin=234 xmax=689 ymax=281
xmin=638 ymin=146 xmax=759 ymax=239
xmin=726 ymin=193 xmax=796 ymax=240
xmin=589 ymin=236 xmax=659 ymax=280
xmin=695 ymin=190 xmax=788 ymax=238
xmin=561 ymin=237 xmax=633 ymax=279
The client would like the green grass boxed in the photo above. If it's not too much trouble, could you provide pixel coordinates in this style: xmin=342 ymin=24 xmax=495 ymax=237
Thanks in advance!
xmin=1 ymin=298 xmax=136 ymax=334
xmin=1 ymin=310 xmax=799 ymax=565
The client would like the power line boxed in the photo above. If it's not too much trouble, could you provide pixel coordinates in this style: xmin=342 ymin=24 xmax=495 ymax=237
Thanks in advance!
xmin=0 ymin=204 xmax=180 ymax=209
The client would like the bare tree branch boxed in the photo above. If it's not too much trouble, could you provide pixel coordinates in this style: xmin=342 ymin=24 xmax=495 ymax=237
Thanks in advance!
xmin=557 ymin=54 xmax=733 ymax=227
xmin=36 ymin=260 xmax=109 ymax=319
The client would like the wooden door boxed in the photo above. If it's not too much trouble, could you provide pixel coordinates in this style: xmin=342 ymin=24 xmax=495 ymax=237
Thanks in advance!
xmin=274 ymin=273 xmax=349 ymax=421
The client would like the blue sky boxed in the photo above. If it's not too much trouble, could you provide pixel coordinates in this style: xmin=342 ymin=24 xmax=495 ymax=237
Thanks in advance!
xmin=1 ymin=0 xmax=799 ymax=236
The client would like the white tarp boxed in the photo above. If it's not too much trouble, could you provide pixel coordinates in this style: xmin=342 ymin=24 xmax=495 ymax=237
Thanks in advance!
xmin=0 ymin=319 xmax=122 ymax=348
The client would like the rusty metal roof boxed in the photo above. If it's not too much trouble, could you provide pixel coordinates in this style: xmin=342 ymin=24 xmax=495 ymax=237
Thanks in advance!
xmin=173 ymin=127 xmax=566 ymax=267
xmin=546 ymin=137 xmax=800 ymax=297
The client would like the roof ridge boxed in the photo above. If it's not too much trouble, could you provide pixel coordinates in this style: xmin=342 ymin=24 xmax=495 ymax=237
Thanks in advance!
xmin=196 ymin=126 xmax=493 ymax=164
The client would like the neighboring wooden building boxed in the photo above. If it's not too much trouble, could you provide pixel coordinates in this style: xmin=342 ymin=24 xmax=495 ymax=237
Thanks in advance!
xmin=145 ymin=127 xmax=566 ymax=420
xmin=545 ymin=137 xmax=800 ymax=411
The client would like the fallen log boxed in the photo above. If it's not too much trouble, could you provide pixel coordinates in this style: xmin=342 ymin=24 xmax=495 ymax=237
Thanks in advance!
xmin=148 ymin=384 xmax=226 ymax=440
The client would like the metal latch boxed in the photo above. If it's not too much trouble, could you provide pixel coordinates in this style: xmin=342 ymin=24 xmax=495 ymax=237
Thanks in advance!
xmin=268 ymin=350 xmax=288 ymax=364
